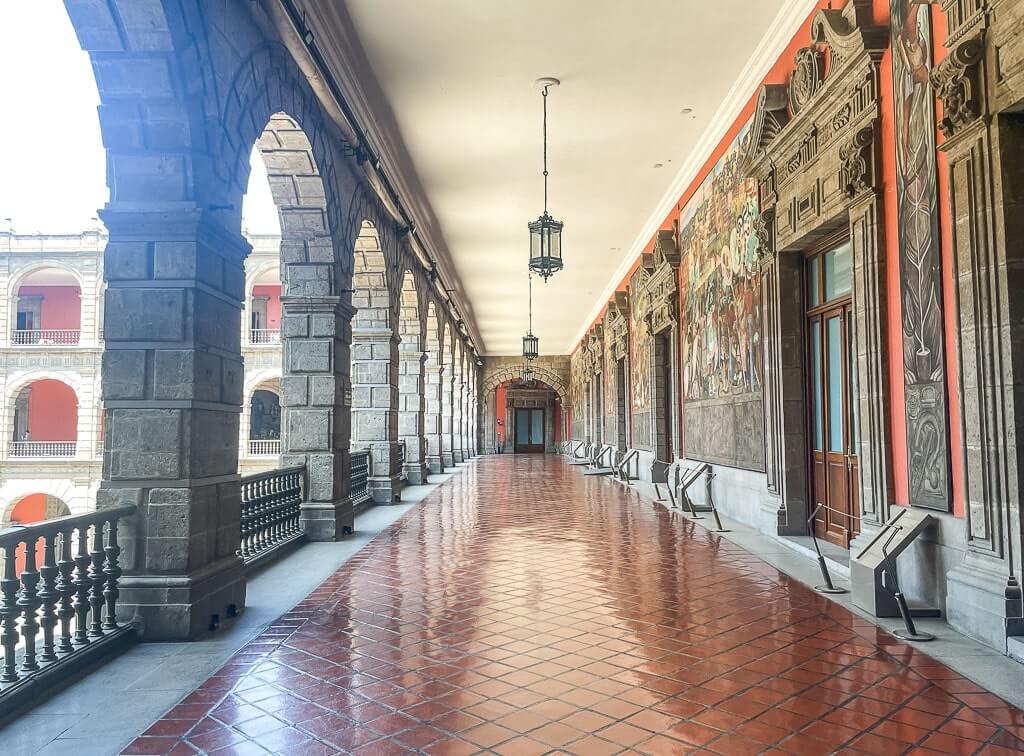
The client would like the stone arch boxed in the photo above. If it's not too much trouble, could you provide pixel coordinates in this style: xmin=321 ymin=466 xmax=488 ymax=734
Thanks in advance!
xmin=397 ymin=271 xmax=427 ymax=483
xmin=8 ymin=264 xmax=86 ymax=344
xmin=1 ymin=491 xmax=72 ymax=527
xmin=424 ymin=299 xmax=446 ymax=473
xmin=62 ymin=0 xmax=390 ymax=638
xmin=440 ymin=321 xmax=455 ymax=467
xmin=350 ymin=218 xmax=403 ymax=502
xmin=452 ymin=337 xmax=466 ymax=462
xmin=483 ymin=365 xmax=570 ymax=405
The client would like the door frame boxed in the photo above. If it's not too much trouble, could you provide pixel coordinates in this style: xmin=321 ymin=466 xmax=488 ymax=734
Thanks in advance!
xmin=513 ymin=406 xmax=546 ymax=454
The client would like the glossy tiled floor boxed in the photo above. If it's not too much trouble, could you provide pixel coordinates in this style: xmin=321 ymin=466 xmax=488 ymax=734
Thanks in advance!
xmin=123 ymin=456 xmax=1024 ymax=755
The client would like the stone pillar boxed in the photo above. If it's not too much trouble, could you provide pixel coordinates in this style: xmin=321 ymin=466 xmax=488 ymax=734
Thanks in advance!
xmin=399 ymin=350 xmax=428 ymax=484
xmin=425 ymin=363 xmax=445 ymax=473
xmin=441 ymin=365 xmax=454 ymax=468
xmin=351 ymin=328 xmax=404 ymax=503
xmin=452 ymin=374 xmax=465 ymax=463
xmin=280 ymin=298 xmax=354 ymax=539
xmin=96 ymin=208 xmax=247 ymax=641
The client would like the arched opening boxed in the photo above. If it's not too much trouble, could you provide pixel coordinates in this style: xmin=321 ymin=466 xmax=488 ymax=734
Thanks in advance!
xmin=424 ymin=301 xmax=445 ymax=474
xmin=4 ymin=493 xmax=72 ymax=577
xmin=352 ymin=220 xmax=402 ymax=502
xmin=1 ymin=3 xmax=106 ymax=233
xmin=441 ymin=323 xmax=455 ymax=467
xmin=241 ymin=110 xmax=353 ymax=538
xmin=248 ymin=387 xmax=282 ymax=457
xmin=10 ymin=379 xmax=78 ymax=458
xmin=452 ymin=338 xmax=465 ymax=462
xmin=398 ymin=271 xmax=426 ymax=483
xmin=11 ymin=268 xmax=82 ymax=345
xmin=247 ymin=266 xmax=282 ymax=346
xmin=494 ymin=376 xmax=562 ymax=454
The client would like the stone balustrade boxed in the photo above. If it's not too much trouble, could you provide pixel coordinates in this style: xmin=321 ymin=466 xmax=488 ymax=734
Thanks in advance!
xmin=238 ymin=466 xmax=304 ymax=568
xmin=10 ymin=329 xmax=81 ymax=346
xmin=7 ymin=442 xmax=76 ymax=458
xmin=0 ymin=505 xmax=136 ymax=715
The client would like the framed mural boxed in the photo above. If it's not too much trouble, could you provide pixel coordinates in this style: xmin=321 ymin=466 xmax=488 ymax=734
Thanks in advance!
xmin=678 ymin=125 xmax=765 ymax=470
xmin=629 ymin=270 xmax=652 ymax=449
xmin=892 ymin=0 xmax=949 ymax=511
xmin=680 ymin=128 xmax=763 ymax=401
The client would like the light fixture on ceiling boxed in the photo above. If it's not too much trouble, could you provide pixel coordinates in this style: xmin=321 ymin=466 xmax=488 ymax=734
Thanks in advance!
xmin=528 ymin=77 xmax=564 ymax=282
xmin=523 ymin=273 xmax=539 ymax=362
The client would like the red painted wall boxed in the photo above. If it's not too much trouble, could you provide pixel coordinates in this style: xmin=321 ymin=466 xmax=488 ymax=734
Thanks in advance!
xmin=572 ymin=0 xmax=962 ymax=517
xmin=252 ymin=285 xmax=282 ymax=330
xmin=18 ymin=285 xmax=81 ymax=330
xmin=10 ymin=494 xmax=48 ymax=576
xmin=554 ymin=396 xmax=562 ymax=443
xmin=25 ymin=379 xmax=78 ymax=441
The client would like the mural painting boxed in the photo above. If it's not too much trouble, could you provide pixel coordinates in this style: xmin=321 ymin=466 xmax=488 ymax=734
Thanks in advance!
xmin=629 ymin=271 xmax=652 ymax=448
xmin=679 ymin=127 xmax=762 ymax=401
xmin=892 ymin=0 xmax=949 ymax=510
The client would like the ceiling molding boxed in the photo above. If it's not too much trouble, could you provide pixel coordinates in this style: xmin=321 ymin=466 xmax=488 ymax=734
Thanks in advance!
xmin=569 ymin=0 xmax=820 ymax=352
xmin=291 ymin=1 xmax=485 ymax=352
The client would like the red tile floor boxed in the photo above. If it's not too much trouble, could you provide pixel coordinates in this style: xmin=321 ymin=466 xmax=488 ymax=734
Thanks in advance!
xmin=123 ymin=456 xmax=1024 ymax=755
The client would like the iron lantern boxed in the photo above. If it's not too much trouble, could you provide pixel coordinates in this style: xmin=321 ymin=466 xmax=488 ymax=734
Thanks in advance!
xmin=523 ymin=332 xmax=539 ymax=361
xmin=528 ymin=213 xmax=564 ymax=280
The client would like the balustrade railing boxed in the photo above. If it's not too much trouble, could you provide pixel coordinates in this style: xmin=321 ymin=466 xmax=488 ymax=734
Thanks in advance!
xmin=248 ymin=329 xmax=280 ymax=345
xmin=8 ymin=442 xmax=76 ymax=459
xmin=0 ymin=505 xmax=136 ymax=702
xmin=351 ymin=449 xmax=371 ymax=508
xmin=238 ymin=466 xmax=304 ymax=567
xmin=11 ymin=329 xmax=81 ymax=346
xmin=247 ymin=439 xmax=281 ymax=456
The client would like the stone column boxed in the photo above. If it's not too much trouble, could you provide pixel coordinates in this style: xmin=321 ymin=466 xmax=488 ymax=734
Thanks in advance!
xmin=351 ymin=327 xmax=404 ymax=503
xmin=453 ymin=375 xmax=465 ymax=463
xmin=545 ymin=392 xmax=555 ymax=452
xmin=425 ymin=363 xmax=445 ymax=473
xmin=280 ymin=298 xmax=354 ymax=539
xmin=441 ymin=366 xmax=454 ymax=467
xmin=96 ymin=208 xmax=247 ymax=641
xmin=398 ymin=350 xmax=428 ymax=484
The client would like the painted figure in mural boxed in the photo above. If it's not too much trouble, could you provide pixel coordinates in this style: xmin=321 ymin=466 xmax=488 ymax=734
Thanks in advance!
xmin=892 ymin=0 xmax=948 ymax=509
xmin=679 ymin=127 xmax=763 ymax=402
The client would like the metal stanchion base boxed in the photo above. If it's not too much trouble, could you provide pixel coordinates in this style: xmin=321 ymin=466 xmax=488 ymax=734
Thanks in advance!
xmin=815 ymin=585 xmax=848 ymax=594
xmin=891 ymin=629 xmax=935 ymax=642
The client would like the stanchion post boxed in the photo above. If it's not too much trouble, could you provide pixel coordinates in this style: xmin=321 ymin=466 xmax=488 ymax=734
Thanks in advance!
xmin=881 ymin=527 xmax=935 ymax=642
xmin=808 ymin=503 xmax=847 ymax=594
xmin=705 ymin=471 xmax=729 ymax=532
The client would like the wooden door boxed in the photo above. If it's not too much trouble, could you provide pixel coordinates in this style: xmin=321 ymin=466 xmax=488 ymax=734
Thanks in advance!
xmin=514 ymin=408 xmax=545 ymax=453
xmin=807 ymin=241 xmax=860 ymax=547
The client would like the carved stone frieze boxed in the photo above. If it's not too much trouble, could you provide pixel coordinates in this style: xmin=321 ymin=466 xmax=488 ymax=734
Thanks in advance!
xmin=931 ymin=34 xmax=985 ymax=138
xmin=839 ymin=124 xmax=876 ymax=199
xmin=638 ymin=230 xmax=680 ymax=336
xmin=789 ymin=47 xmax=826 ymax=115
xmin=605 ymin=292 xmax=629 ymax=361
xmin=752 ymin=208 xmax=777 ymax=270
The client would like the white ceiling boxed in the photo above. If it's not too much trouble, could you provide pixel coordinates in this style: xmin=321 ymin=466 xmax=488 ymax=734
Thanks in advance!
xmin=341 ymin=0 xmax=813 ymax=355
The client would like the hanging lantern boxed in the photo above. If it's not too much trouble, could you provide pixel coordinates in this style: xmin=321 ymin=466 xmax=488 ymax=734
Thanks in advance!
xmin=528 ymin=78 xmax=564 ymax=281
xmin=523 ymin=332 xmax=539 ymax=361
xmin=522 ymin=273 xmax=539 ymax=360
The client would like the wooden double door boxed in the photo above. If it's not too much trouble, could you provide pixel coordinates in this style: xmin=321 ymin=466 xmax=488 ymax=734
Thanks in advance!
xmin=807 ymin=241 xmax=860 ymax=547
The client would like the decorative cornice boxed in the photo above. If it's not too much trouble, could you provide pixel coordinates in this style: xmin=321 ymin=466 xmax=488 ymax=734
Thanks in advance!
xmin=931 ymin=33 xmax=986 ymax=139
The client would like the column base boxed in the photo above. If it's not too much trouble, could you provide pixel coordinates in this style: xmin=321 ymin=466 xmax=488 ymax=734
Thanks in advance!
xmin=117 ymin=554 xmax=246 ymax=641
xmin=426 ymin=455 xmax=444 ymax=474
xmin=453 ymin=450 xmax=465 ymax=463
xmin=404 ymin=463 xmax=429 ymax=485
xmin=442 ymin=452 xmax=454 ymax=467
xmin=947 ymin=557 xmax=1019 ymax=654
xmin=301 ymin=499 xmax=354 ymax=541
xmin=369 ymin=474 xmax=404 ymax=504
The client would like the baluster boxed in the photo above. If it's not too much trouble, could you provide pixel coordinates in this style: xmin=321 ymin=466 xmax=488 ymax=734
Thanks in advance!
xmin=102 ymin=518 xmax=122 ymax=630
xmin=0 ymin=546 xmax=19 ymax=683
xmin=87 ymin=523 xmax=105 ymax=636
xmin=18 ymin=535 xmax=41 ymax=672
xmin=272 ymin=475 xmax=282 ymax=543
xmin=37 ymin=532 xmax=60 ymax=662
xmin=73 ymin=525 xmax=91 ymax=644
xmin=239 ymin=479 xmax=250 ymax=560
xmin=56 ymin=528 xmax=75 ymax=654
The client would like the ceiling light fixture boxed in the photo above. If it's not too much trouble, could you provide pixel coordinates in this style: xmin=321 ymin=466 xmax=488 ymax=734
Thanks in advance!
xmin=522 ymin=273 xmax=539 ymax=361
xmin=528 ymin=77 xmax=564 ymax=282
